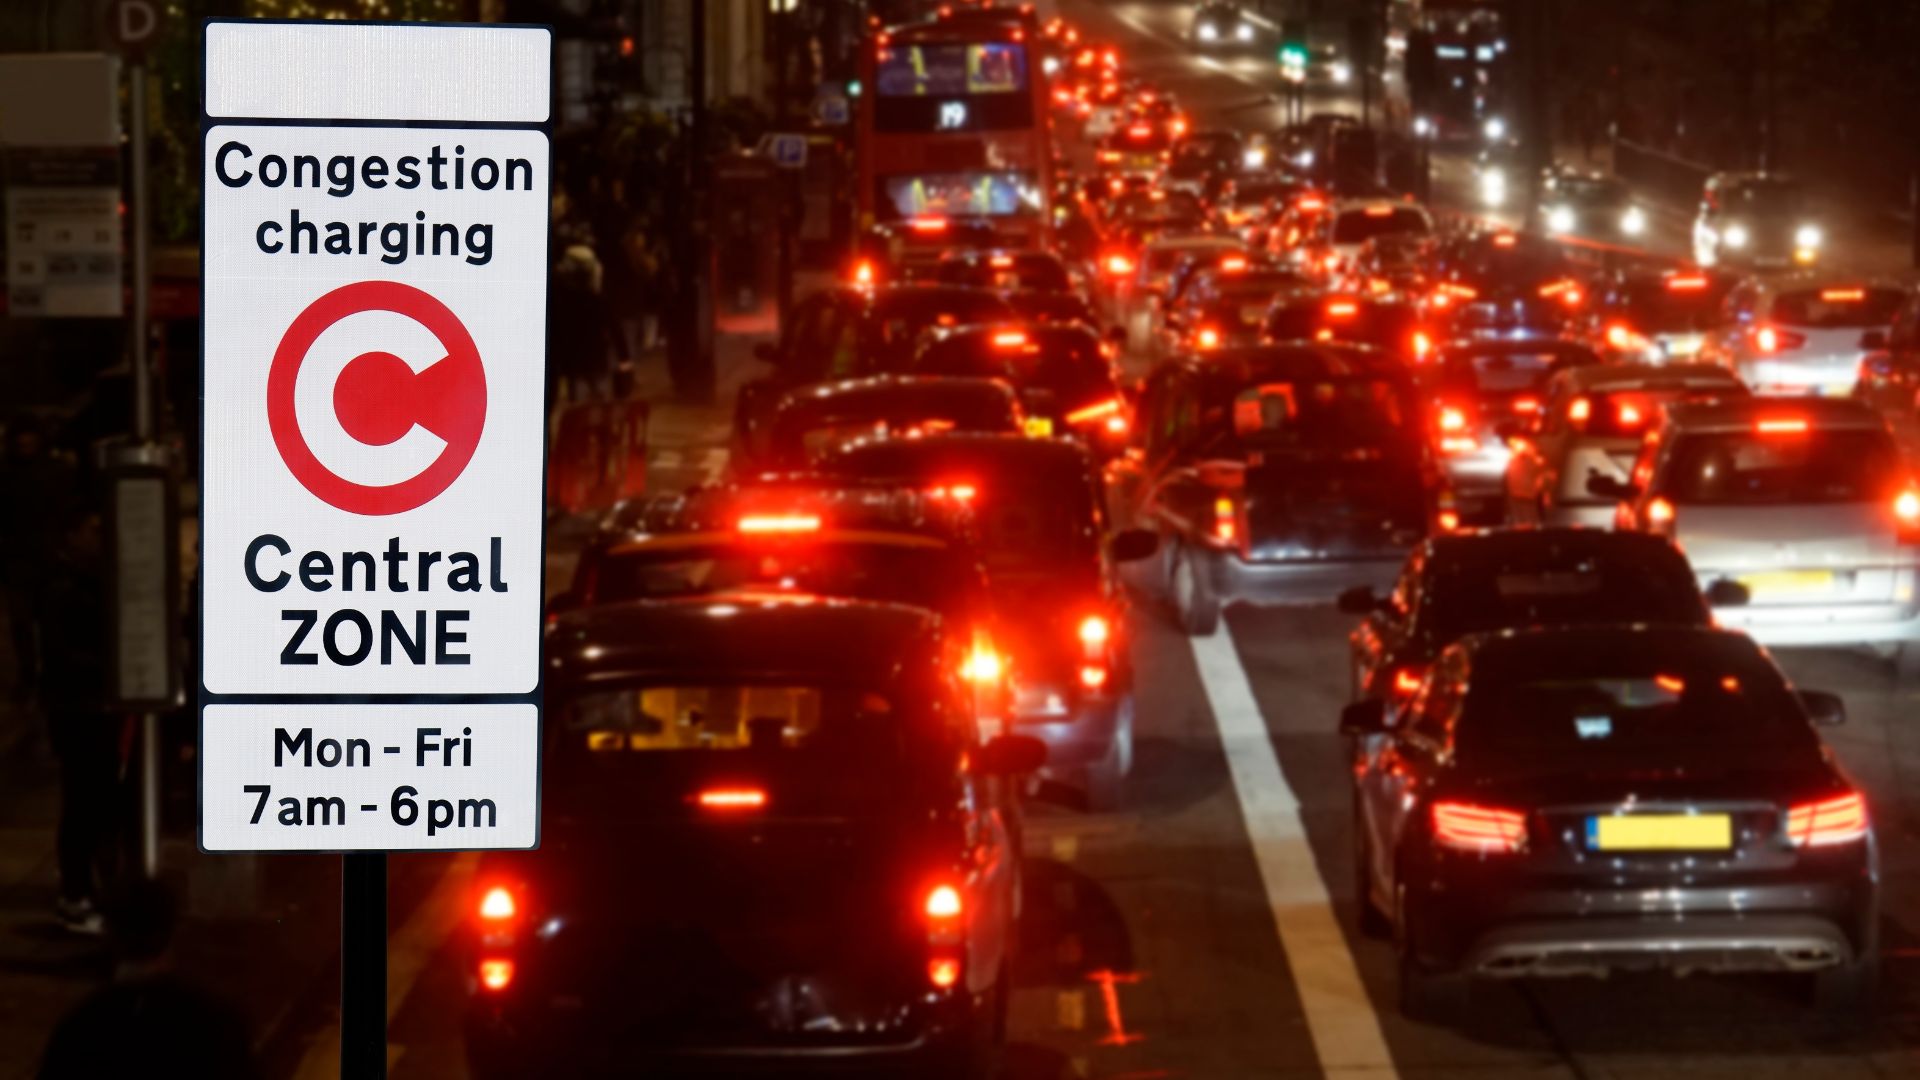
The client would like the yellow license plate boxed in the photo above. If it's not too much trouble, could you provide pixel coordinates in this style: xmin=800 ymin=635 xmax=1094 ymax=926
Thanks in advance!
xmin=1588 ymin=814 xmax=1732 ymax=851
xmin=1741 ymin=569 xmax=1834 ymax=596
xmin=1023 ymin=417 xmax=1054 ymax=437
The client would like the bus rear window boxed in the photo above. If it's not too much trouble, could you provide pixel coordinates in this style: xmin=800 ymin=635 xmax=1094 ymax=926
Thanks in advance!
xmin=881 ymin=172 xmax=1039 ymax=219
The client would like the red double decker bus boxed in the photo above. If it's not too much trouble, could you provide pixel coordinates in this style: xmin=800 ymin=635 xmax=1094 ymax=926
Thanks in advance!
xmin=856 ymin=15 xmax=1053 ymax=272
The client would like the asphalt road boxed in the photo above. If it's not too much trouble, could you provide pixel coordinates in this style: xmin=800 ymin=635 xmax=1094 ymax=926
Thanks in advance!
xmin=260 ymin=4 xmax=1920 ymax=1078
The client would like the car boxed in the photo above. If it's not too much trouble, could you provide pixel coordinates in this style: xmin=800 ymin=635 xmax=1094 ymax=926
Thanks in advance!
xmin=1340 ymin=528 xmax=1729 ymax=705
xmin=1537 ymin=167 xmax=1649 ymax=244
xmin=1002 ymin=288 xmax=1100 ymax=328
xmin=1503 ymin=362 xmax=1747 ymax=526
xmin=1471 ymin=140 xmax=1523 ymax=210
xmin=1164 ymin=129 xmax=1244 ymax=199
xmin=861 ymin=216 xmax=1005 ymax=281
xmin=1701 ymin=276 xmax=1904 ymax=397
xmin=1115 ymin=344 xmax=1438 ymax=633
xmin=1281 ymin=43 xmax=1353 ymax=88
xmin=747 ymin=375 xmax=1025 ymax=472
xmin=910 ymin=323 xmax=1128 ymax=454
xmin=934 ymin=248 xmax=1075 ymax=295
xmin=1118 ymin=233 xmax=1243 ymax=340
xmin=1423 ymin=338 xmax=1604 ymax=523
xmin=1095 ymin=120 xmax=1175 ymax=175
xmin=1214 ymin=171 xmax=1308 ymax=238
xmin=1262 ymin=289 xmax=1429 ymax=361
xmin=1160 ymin=264 xmax=1310 ymax=355
xmin=1345 ymin=625 xmax=1875 ymax=1021
xmin=1189 ymin=1 xmax=1258 ymax=49
xmin=821 ymin=434 xmax=1156 ymax=808
xmin=1422 ymin=231 xmax=1587 ymax=340
xmin=1587 ymin=268 xmax=1738 ymax=363
xmin=1342 ymin=233 xmax=1432 ymax=300
xmin=1596 ymin=398 xmax=1920 ymax=670
xmin=737 ymin=284 xmax=1018 ymax=458
xmin=1692 ymin=172 xmax=1824 ymax=270
xmin=1307 ymin=199 xmax=1433 ymax=279
xmin=470 ymin=596 xmax=1044 ymax=1075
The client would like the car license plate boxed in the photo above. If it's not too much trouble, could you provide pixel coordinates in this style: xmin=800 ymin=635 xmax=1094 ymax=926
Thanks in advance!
xmin=1587 ymin=814 xmax=1732 ymax=851
xmin=1024 ymin=417 xmax=1054 ymax=437
xmin=1741 ymin=569 xmax=1834 ymax=597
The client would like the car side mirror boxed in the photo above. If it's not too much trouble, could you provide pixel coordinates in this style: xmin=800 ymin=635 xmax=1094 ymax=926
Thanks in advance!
xmin=975 ymin=733 xmax=1047 ymax=775
xmin=1797 ymin=689 xmax=1846 ymax=727
xmin=1585 ymin=472 xmax=1635 ymax=500
xmin=1109 ymin=528 xmax=1159 ymax=563
xmin=1860 ymin=329 xmax=1889 ymax=350
xmin=1336 ymin=585 xmax=1381 ymax=615
xmin=753 ymin=342 xmax=780 ymax=365
xmin=1704 ymin=579 xmax=1750 ymax=607
xmin=1339 ymin=699 xmax=1388 ymax=737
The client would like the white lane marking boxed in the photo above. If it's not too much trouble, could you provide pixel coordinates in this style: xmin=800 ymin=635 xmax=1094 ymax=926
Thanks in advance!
xmin=291 ymin=852 xmax=480 ymax=1080
xmin=1190 ymin=629 xmax=1401 ymax=1079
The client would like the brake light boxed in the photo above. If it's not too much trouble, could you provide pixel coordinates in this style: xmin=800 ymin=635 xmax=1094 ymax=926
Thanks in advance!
xmin=698 ymin=787 xmax=768 ymax=811
xmin=1755 ymin=325 xmax=1780 ymax=353
xmin=1755 ymin=417 xmax=1809 ymax=435
xmin=1080 ymin=665 xmax=1109 ymax=689
xmin=961 ymin=646 xmax=1004 ymax=683
xmin=908 ymin=216 xmax=949 ymax=234
xmin=1097 ymin=150 xmax=1121 ymax=164
xmin=1195 ymin=325 xmax=1222 ymax=350
xmin=1491 ymin=232 xmax=1517 ymax=247
xmin=1666 ymin=274 xmax=1708 ymax=291
xmin=1298 ymin=194 xmax=1326 ymax=212
xmin=1392 ymin=667 xmax=1424 ymax=696
xmin=1169 ymin=116 xmax=1188 ymax=137
xmin=1066 ymin=397 xmax=1123 ymax=425
xmin=1644 ymin=496 xmax=1676 ymax=532
xmin=1127 ymin=123 xmax=1152 ymax=138
xmin=1326 ymin=300 xmax=1359 ymax=318
xmin=1438 ymin=406 xmax=1467 ymax=432
xmin=1411 ymin=330 xmax=1432 ymax=360
xmin=1213 ymin=496 xmax=1236 ymax=543
xmin=925 ymin=883 xmax=963 ymax=921
xmin=478 ymin=958 xmax=515 ymax=992
xmin=1895 ymin=489 xmax=1920 ymax=543
xmin=1568 ymin=396 xmax=1592 ymax=425
xmin=1431 ymin=801 xmax=1527 ymax=853
xmin=1604 ymin=323 xmax=1647 ymax=351
xmin=737 ymin=513 xmax=821 ymax=534
xmin=1220 ymin=254 xmax=1249 ymax=272
xmin=1078 ymin=615 xmax=1111 ymax=646
xmin=927 ymin=482 xmax=977 ymax=502
xmin=991 ymin=329 xmax=1030 ymax=349
xmin=1513 ymin=396 xmax=1540 ymax=414
xmin=1820 ymin=287 xmax=1865 ymax=302
xmin=928 ymin=957 xmax=962 ymax=988
xmin=1785 ymin=792 xmax=1868 ymax=847
xmin=1539 ymin=279 xmax=1583 ymax=306
xmin=1436 ymin=509 xmax=1461 ymax=531
xmin=851 ymin=259 xmax=876 ymax=287
xmin=1364 ymin=204 xmax=1395 ymax=217
xmin=1103 ymin=252 xmax=1134 ymax=276
xmin=1616 ymin=401 xmax=1644 ymax=428
xmin=989 ymin=254 xmax=1015 ymax=268
xmin=479 ymin=886 xmax=516 ymax=922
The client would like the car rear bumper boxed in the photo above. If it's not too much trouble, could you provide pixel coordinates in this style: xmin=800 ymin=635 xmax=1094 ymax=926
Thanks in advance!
xmin=1711 ymin=600 xmax=1920 ymax=646
xmin=1014 ymin=694 xmax=1125 ymax=773
xmin=1208 ymin=550 xmax=1405 ymax=607
xmin=1408 ymin=876 xmax=1875 ymax=977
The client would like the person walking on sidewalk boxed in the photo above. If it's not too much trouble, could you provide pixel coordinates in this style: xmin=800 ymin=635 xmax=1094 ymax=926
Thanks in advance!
xmin=37 ymin=507 xmax=120 ymax=935
xmin=1 ymin=419 xmax=71 ymax=705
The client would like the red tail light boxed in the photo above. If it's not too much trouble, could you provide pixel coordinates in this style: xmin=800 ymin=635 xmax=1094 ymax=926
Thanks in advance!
xmin=925 ymin=883 xmax=963 ymax=921
xmin=1391 ymin=667 xmax=1424 ymax=697
xmin=1895 ymin=489 xmax=1920 ymax=543
xmin=1411 ymin=330 xmax=1433 ymax=360
xmin=960 ymin=647 xmax=1003 ymax=683
xmin=1103 ymin=252 xmax=1134 ymax=276
xmin=989 ymin=253 xmax=1015 ymax=269
xmin=927 ymin=957 xmax=962 ymax=988
xmin=478 ymin=886 xmax=517 ymax=922
xmin=1194 ymin=325 xmax=1222 ymax=350
xmin=1512 ymin=396 xmax=1540 ymax=414
xmin=991 ymin=329 xmax=1030 ymax=349
xmin=478 ymin=958 xmax=515 ymax=992
xmin=1615 ymin=401 xmax=1644 ymax=428
xmin=1431 ymin=801 xmax=1527 ymax=853
xmin=1755 ymin=417 xmax=1809 ymax=435
xmin=737 ymin=513 xmax=821 ymax=534
xmin=1820 ymin=287 xmax=1865 ymax=302
xmin=1644 ymin=496 xmax=1676 ymax=534
xmin=1437 ymin=405 xmax=1467 ymax=432
xmin=1436 ymin=509 xmax=1461 ymax=532
xmin=1491 ymin=232 xmax=1517 ymax=248
xmin=1297 ymin=194 xmax=1326 ymax=212
xmin=1127 ymin=123 xmax=1152 ymax=138
xmin=1752 ymin=326 xmax=1805 ymax=353
xmin=1078 ymin=615 xmax=1111 ymax=646
xmin=851 ymin=259 xmax=876 ymax=287
xmin=1666 ymin=274 xmax=1708 ymax=291
xmin=698 ymin=787 xmax=768 ymax=811
xmin=1568 ymin=396 xmax=1592 ymax=426
xmin=908 ymin=216 xmax=949 ymax=234
xmin=1080 ymin=665 xmax=1109 ymax=689
xmin=1066 ymin=397 xmax=1123 ymax=425
xmin=1326 ymin=300 xmax=1359 ymax=318
xmin=1213 ymin=495 xmax=1236 ymax=544
xmin=1604 ymin=323 xmax=1648 ymax=352
xmin=1785 ymin=792 xmax=1868 ymax=847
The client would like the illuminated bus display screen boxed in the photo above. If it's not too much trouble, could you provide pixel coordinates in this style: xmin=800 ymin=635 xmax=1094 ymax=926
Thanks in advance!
xmin=881 ymin=171 xmax=1040 ymax=219
xmin=874 ymin=43 xmax=1034 ymax=132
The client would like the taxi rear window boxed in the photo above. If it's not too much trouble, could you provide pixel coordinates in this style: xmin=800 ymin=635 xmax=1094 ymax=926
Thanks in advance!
xmin=1331 ymin=207 xmax=1428 ymax=245
xmin=1662 ymin=429 xmax=1901 ymax=505
xmin=1769 ymin=288 xmax=1903 ymax=329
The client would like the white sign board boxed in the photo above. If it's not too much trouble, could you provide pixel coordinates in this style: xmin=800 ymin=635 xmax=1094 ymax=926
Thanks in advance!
xmin=200 ymin=20 xmax=550 ymax=852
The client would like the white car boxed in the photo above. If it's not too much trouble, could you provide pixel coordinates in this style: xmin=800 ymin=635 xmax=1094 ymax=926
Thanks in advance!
xmin=1701 ymin=276 xmax=1904 ymax=397
xmin=1313 ymin=200 xmax=1432 ymax=279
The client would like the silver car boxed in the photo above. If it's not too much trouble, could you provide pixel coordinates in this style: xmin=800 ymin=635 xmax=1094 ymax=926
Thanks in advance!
xmin=1701 ymin=276 xmax=1903 ymax=397
xmin=1598 ymin=398 xmax=1920 ymax=672
xmin=1505 ymin=363 xmax=1747 ymax=527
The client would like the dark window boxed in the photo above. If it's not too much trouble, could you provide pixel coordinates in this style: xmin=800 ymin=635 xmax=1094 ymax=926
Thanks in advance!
xmin=1662 ymin=429 xmax=1901 ymax=505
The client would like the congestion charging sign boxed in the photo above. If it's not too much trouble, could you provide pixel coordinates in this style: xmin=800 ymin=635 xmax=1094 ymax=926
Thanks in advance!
xmin=199 ymin=20 xmax=549 ymax=852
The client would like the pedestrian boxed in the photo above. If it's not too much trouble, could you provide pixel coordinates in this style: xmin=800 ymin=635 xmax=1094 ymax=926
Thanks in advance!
xmin=0 ymin=419 xmax=71 ymax=705
xmin=36 ymin=506 xmax=119 ymax=935
xmin=547 ymin=226 xmax=625 ymax=411
xmin=39 ymin=880 xmax=258 ymax=1080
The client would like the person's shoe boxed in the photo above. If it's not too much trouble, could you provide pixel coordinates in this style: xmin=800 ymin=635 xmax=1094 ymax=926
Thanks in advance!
xmin=55 ymin=898 xmax=104 ymax=936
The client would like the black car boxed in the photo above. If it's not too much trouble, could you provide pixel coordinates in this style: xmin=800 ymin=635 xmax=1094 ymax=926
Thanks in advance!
xmin=1338 ymin=528 xmax=1725 ymax=704
xmin=1587 ymin=267 xmax=1738 ymax=364
xmin=934 ymin=248 xmax=1075 ymax=295
xmin=1422 ymin=338 xmax=1604 ymax=522
xmin=471 ymin=597 xmax=1043 ymax=1075
xmin=738 ymin=284 xmax=1019 ymax=457
xmin=1262 ymin=289 xmax=1428 ymax=361
xmin=911 ymin=323 xmax=1128 ymax=456
xmin=1344 ymin=626 xmax=1874 ymax=1020
xmin=1423 ymin=231 xmax=1587 ymax=340
xmin=1116 ymin=345 xmax=1437 ymax=634
xmin=747 ymin=375 xmax=1024 ymax=472
xmin=821 ymin=434 xmax=1155 ymax=808
xmin=1161 ymin=266 xmax=1312 ymax=354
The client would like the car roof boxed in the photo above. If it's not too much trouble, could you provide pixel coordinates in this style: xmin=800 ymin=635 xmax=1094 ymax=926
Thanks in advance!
xmin=1663 ymin=397 xmax=1886 ymax=433
xmin=1454 ymin=624 xmax=1767 ymax=674
xmin=829 ymin=431 xmax=1097 ymax=475
xmin=779 ymin=374 xmax=1016 ymax=412
xmin=1179 ymin=342 xmax=1407 ymax=381
xmin=548 ymin=594 xmax=944 ymax=688
xmin=1425 ymin=526 xmax=1685 ymax=567
xmin=1558 ymin=362 xmax=1742 ymax=392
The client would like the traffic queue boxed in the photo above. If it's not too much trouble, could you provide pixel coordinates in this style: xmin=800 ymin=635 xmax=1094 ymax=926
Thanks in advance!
xmin=463 ymin=4 xmax=1911 ymax=1073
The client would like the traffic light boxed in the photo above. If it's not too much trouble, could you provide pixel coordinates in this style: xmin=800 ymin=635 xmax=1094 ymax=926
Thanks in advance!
xmin=1279 ymin=18 xmax=1309 ymax=81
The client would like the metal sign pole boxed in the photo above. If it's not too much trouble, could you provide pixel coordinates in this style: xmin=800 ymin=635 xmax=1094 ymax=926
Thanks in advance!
xmin=341 ymin=852 xmax=388 ymax=1079
xmin=127 ymin=53 xmax=163 ymax=881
